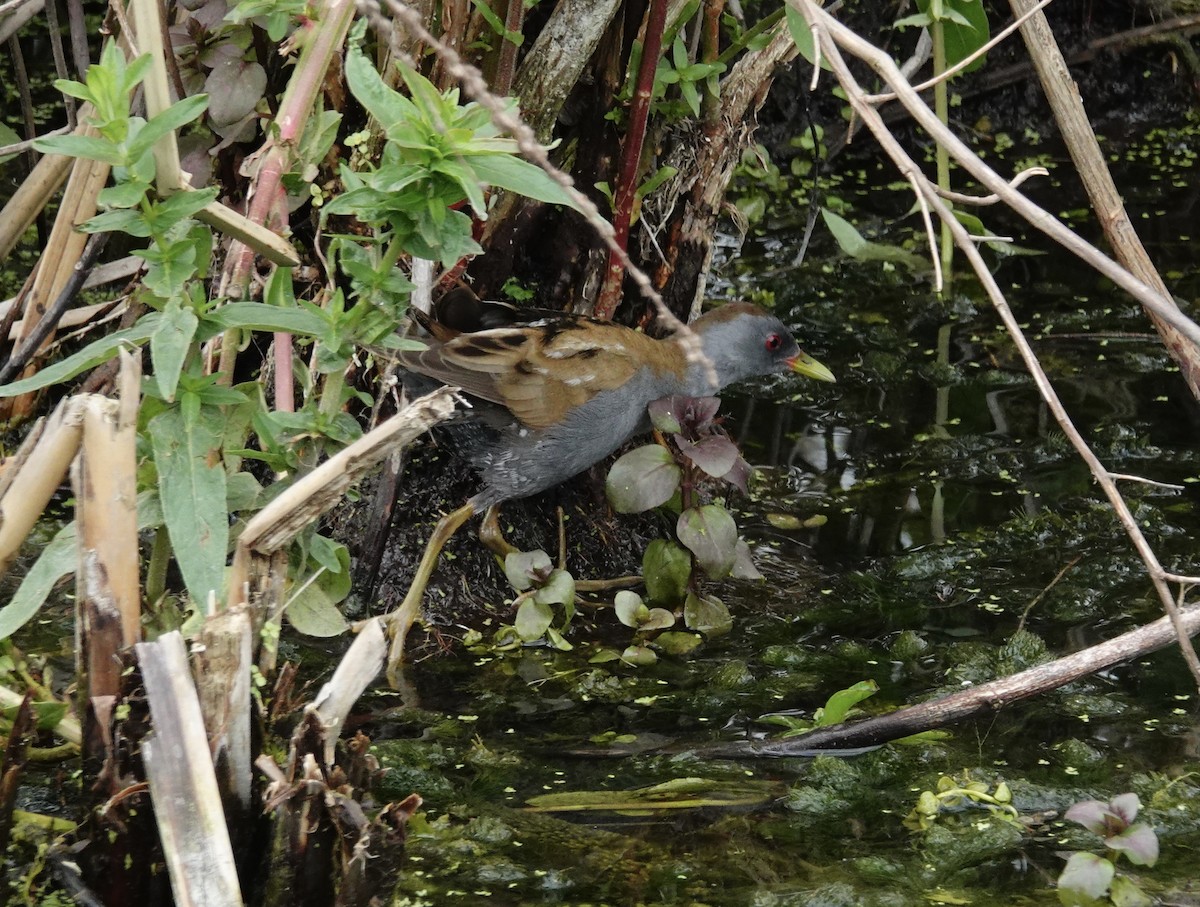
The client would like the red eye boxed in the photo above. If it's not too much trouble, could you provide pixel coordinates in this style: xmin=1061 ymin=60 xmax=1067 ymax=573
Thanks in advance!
xmin=765 ymin=333 xmax=783 ymax=351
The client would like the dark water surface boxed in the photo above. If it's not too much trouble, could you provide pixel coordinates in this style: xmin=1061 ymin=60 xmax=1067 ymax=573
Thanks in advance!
xmin=369 ymin=117 xmax=1200 ymax=906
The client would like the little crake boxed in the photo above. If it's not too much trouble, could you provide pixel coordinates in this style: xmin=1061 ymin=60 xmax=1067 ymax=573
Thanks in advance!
xmin=385 ymin=301 xmax=835 ymax=676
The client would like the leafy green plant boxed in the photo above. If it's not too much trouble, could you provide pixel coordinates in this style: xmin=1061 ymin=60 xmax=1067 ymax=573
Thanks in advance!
xmin=499 ymin=549 xmax=576 ymax=651
xmin=757 ymin=680 xmax=881 ymax=736
xmin=1057 ymin=794 xmax=1159 ymax=907
xmin=903 ymin=771 xmax=1020 ymax=832
xmin=604 ymin=395 xmax=763 ymax=647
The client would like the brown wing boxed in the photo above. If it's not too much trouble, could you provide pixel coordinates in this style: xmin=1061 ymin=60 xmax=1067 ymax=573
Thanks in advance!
xmin=399 ymin=318 xmax=682 ymax=429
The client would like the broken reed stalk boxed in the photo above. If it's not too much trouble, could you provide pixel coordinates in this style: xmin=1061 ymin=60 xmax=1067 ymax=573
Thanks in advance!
xmin=138 ymin=631 xmax=245 ymax=907
xmin=229 ymin=386 xmax=461 ymax=672
xmin=0 ymin=397 xmax=87 ymax=577
xmin=74 ymin=351 xmax=141 ymax=761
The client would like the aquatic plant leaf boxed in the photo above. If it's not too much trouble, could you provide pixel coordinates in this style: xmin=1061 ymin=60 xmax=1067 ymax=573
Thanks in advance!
xmin=515 ymin=599 xmax=553 ymax=641
xmin=1064 ymin=800 xmax=1114 ymax=836
xmin=606 ymin=445 xmax=681 ymax=513
xmin=813 ymin=680 xmax=879 ymax=727
xmin=1108 ymin=823 xmax=1158 ymax=867
xmin=677 ymin=504 xmax=737 ymax=578
xmin=534 ymin=569 xmax=575 ymax=607
xmin=642 ymin=539 xmax=690 ymax=606
xmin=654 ymin=631 xmax=701 ymax=655
xmin=620 ymin=644 xmax=657 ymax=666
xmin=504 ymin=549 xmax=552 ymax=591
xmin=730 ymin=539 xmax=763 ymax=580
xmin=1057 ymin=852 xmax=1113 ymax=904
xmin=1108 ymin=876 xmax=1151 ymax=907
xmin=615 ymin=590 xmax=648 ymax=628
xmin=821 ymin=208 xmax=930 ymax=272
xmin=684 ymin=592 xmax=731 ymax=636
xmin=1108 ymin=793 xmax=1141 ymax=826
xmin=676 ymin=434 xmax=738 ymax=478
xmin=641 ymin=608 xmax=675 ymax=631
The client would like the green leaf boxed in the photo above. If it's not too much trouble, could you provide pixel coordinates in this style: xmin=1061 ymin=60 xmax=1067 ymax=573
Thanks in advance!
xmin=683 ymin=591 xmax=731 ymax=636
xmin=466 ymin=153 xmax=581 ymax=211
xmin=620 ymin=644 xmax=657 ymax=666
xmin=1057 ymin=852 xmax=1113 ymax=904
xmin=615 ymin=590 xmax=648 ymax=628
xmin=534 ymin=569 xmax=575 ymax=607
xmin=515 ymin=598 xmax=554 ymax=641
xmin=345 ymin=36 xmax=420 ymax=138
xmin=150 ymin=302 xmax=198 ymax=401
xmin=606 ymin=445 xmax=682 ymax=513
xmin=32 ymin=134 xmax=125 ymax=165
xmin=785 ymin=6 xmax=832 ymax=71
xmin=676 ymin=504 xmax=738 ymax=578
xmin=206 ymin=301 xmax=329 ymax=337
xmin=148 ymin=406 xmax=228 ymax=609
xmin=642 ymin=539 xmax=690 ymax=606
xmin=0 ymin=525 xmax=77 ymax=640
xmin=139 ymin=237 xmax=198 ymax=299
xmin=0 ymin=315 xmax=159 ymax=396
xmin=127 ymin=94 xmax=209 ymax=162
xmin=287 ymin=542 xmax=352 ymax=637
xmin=654 ymin=631 xmax=701 ymax=655
xmin=814 ymin=680 xmax=878 ymax=727
xmin=916 ymin=0 xmax=990 ymax=73
xmin=1108 ymin=876 xmax=1152 ymax=907
xmin=822 ymin=208 xmax=931 ymax=272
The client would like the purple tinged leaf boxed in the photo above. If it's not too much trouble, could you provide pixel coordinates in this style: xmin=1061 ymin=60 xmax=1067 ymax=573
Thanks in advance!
xmin=640 ymin=608 xmax=676 ymax=631
xmin=649 ymin=395 xmax=721 ymax=434
xmin=1108 ymin=823 xmax=1158 ymax=867
xmin=677 ymin=504 xmax=738 ymax=578
xmin=1064 ymin=800 xmax=1112 ymax=836
xmin=648 ymin=397 xmax=683 ymax=433
xmin=1108 ymin=793 xmax=1140 ymax=826
xmin=1057 ymin=851 xmax=1114 ymax=901
xmin=724 ymin=455 xmax=753 ymax=494
xmin=676 ymin=434 xmax=738 ymax=478
xmin=504 ymin=549 xmax=552 ymax=592
xmin=606 ymin=445 xmax=682 ymax=513
xmin=730 ymin=539 xmax=763 ymax=580
xmin=204 ymin=59 xmax=266 ymax=127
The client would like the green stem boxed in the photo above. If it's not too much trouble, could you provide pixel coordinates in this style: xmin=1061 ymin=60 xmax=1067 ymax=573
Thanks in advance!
xmin=146 ymin=526 xmax=171 ymax=605
xmin=932 ymin=17 xmax=954 ymax=290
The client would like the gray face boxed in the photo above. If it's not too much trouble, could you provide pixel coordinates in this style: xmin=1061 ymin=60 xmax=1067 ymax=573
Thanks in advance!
xmin=687 ymin=313 xmax=801 ymax=394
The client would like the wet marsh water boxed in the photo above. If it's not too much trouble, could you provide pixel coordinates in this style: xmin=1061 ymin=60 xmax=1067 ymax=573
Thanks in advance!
xmin=367 ymin=117 xmax=1200 ymax=905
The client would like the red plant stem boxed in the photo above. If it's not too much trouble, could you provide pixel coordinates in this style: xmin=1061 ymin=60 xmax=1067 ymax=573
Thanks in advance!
xmin=217 ymin=0 xmax=356 ymax=396
xmin=493 ymin=0 xmax=525 ymax=96
xmin=701 ymin=0 xmax=723 ymax=121
xmin=594 ymin=0 xmax=670 ymax=320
